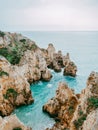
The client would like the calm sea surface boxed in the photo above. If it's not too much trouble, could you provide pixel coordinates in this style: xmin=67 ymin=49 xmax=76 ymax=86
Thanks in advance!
xmin=14 ymin=31 xmax=98 ymax=130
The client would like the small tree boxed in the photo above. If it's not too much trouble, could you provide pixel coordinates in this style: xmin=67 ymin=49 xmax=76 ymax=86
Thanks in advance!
xmin=0 ymin=31 xmax=5 ymax=38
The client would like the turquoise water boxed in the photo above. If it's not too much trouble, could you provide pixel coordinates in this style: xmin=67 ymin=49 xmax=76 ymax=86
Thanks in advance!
xmin=14 ymin=31 xmax=98 ymax=130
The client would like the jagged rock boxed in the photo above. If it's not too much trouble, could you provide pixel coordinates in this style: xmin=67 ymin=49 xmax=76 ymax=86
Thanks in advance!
xmin=43 ymin=82 xmax=78 ymax=129
xmin=63 ymin=53 xmax=70 ymax=66
xmin=0 ymin=114 xmax=32 ymax=130
xmin=47 ymin=43 xmax=55 ymax=60
xmin=41 ymin=69 xmax=52 ymax=81
xmin=0 ymin=31 xmax=78 ymax=129
xmin=44 ymin=72 xmax=98 ymax=130
xmin=63 ymin=61 xmax=77 ymax=77
xmin=0 ymin=57 xmax=34 ymax=116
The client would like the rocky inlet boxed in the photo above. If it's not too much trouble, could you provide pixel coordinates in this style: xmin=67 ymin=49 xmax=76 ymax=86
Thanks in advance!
xmin=0 ymin=31 xmax=77 ymax=130
xmin=43 ymin=72 xmax=98 ymax=130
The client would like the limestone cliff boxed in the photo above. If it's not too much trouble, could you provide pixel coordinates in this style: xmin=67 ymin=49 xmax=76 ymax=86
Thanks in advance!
xmin=0 ymin=31 xmax=77 ymax=129
xmin=43 ymin=72 xmax=98 ymax=130
xmin=0 ymin=57 xmax=34 ymax=116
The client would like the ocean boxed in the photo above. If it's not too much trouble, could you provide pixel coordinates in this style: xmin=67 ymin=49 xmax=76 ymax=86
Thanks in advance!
xmin=14 ymin=31 xmax=98 ymax=130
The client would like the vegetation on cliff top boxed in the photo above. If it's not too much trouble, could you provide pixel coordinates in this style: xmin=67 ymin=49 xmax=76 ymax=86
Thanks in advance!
xmin=87 ymin=97 xmax=98 ymax=110
xmin=0 ymin=37 xmax=38 ymax=65
xmin=0 ymin=31 xmax=5 ymax=38
xmin=74 ymin=112 xmax=87 ymax=130
xmin=0 ymin=47 xmax=21 ymax=65
xmin=3 ymin=88 xmax=18 ymax=100
xmin=13 ymin=128 xmax=22 ymax=130
xmin=0 ymin=70 xmax=9 ymax=77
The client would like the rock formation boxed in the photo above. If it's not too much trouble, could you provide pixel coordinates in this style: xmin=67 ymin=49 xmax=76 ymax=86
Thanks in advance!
xmin=43 ymin=72 xmax=98 ymax=130
xmin=0 ymin=31 xmax=78 ymax=129
xmin=0 ymin=57 xmax=34 ymax=116
xmin=0 ymin=114 xmax=32 ymax=130
xmin=46 ymin=44 xmax=77 ymax=75
xmin=63 ymin=53 xmax=77 ymax=77
xmin=43 ymin=82 xmax=79 ymax=129
xmin=63 ymin=61 xmax=77 ymax=77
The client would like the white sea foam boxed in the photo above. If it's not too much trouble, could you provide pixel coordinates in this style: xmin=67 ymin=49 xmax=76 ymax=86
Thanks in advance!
xmin=47 ymin=84 xmax=52 ymax=88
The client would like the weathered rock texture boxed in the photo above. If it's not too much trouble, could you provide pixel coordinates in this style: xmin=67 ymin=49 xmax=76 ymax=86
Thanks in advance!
xmin=0 ymin=114 xmax=32 ymax=130
xmin=0 ymin=57 xmax=34 ymax=116
xmin=0 ymin=32 xmax=53 ymax=116
xmin=0 ymin=31 xmax=77 ymax=129
xmin=43 ymin=44 xmax=77 ymax=76
xmin=43 ymin=82 xmax=79 ymax=130
xmin=43 ymin=72 xmax=98 ymax=130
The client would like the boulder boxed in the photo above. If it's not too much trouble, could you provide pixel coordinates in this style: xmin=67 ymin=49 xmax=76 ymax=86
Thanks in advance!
xmin=63 ymin=61 xmax=77 ymax=77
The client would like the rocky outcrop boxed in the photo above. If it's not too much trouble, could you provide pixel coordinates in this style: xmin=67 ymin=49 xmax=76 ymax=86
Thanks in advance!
xmin=0 ymin=114 xmax=32 ymax=130
xmin=63 ymin=61 xmax=77 ymax=77
xmin=43 ymin=72 xmax=98 ymax=130
xmin=43 ymin=82 xmax=79 ymax=130
xmin=63 ymin=53 xmax=77 ymax=77
xmin=0 ymin=57 xmax=34 ymax=116
xmin=70 ymin=71 xmax=98 ymax=130
xmin=46 ymin=44 xmax=77 ymax=75
xmin=0 ymin=31 xmax=78 ymax=129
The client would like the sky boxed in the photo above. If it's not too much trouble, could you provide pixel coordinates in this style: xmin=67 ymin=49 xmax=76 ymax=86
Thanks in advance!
xmin=0 ymin=0 xmax=98 ymax=31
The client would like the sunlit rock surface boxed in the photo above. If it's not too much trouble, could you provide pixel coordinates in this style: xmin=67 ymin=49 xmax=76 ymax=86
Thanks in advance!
xmin=43 ymin=72 xmax=98 ymax=130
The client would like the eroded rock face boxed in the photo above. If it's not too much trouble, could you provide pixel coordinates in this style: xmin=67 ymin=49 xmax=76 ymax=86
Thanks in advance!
xmin=0 ymin=57 xmax=34 ymax=116
xmin=63 ymin=60 xmax=77 ymax=78
xmin=43 ymin=72 xmax=98 ymax=130
xmin=41 ymin=69 xmax=52 ymax=81
xmin=70 ymin=72 xmax=98 ymax=130
xmin=0 ymin=31 xmax=78 ymax=129
xmin=46 ymin=44 xmax=77 ymax=75
xmin=0 ymin=114 xmax=32 ymax=130
xmin=43 ymin=82 xmax=78 ymax=129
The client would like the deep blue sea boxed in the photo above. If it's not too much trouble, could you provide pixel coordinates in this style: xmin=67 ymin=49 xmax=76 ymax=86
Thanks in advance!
xmin=14 ymin=31 xmax=98 ymax=130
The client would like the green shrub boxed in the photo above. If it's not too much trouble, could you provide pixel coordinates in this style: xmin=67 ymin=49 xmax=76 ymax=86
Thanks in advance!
xmin=0 ymin=71 xmax=9 ymax=77
xmin=68 ymin=105 xmax=74 ymax=114
xmin=79 ymin=110 xmax=83 ymax=116
xmin=0 ymin=48 xmax=21 ymax=65
xmin=13 ymin=128 xmax=22 ymax=130
xmin=87 ymin=97 xmax=98 ymax=113
xmin=20 ymin=39 xmax=26 ymax=44
xmin=88 ymin=97 xmax=98 ymax=109
xmin=74 ymin=114 xmax=87 ymax=129
xmin=30 ymin=44 xmax=37 ymax=50
xmin=0 ymin=31 xmax=5 ymax=37
xmin=3 ymin=88 xmax=18 ymax=99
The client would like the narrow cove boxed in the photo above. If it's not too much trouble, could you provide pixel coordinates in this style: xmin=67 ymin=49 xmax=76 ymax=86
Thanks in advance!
xmin=13 ymin=69 xmax=86 ymax=130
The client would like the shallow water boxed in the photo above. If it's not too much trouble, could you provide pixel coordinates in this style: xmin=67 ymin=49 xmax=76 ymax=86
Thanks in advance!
xmin=14 ymin=31 xmax=98 ymax=130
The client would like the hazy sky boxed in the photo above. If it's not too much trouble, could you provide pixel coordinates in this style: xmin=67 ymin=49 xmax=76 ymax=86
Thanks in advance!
xmin=0 ymin=0 xmax=98 ymax=31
